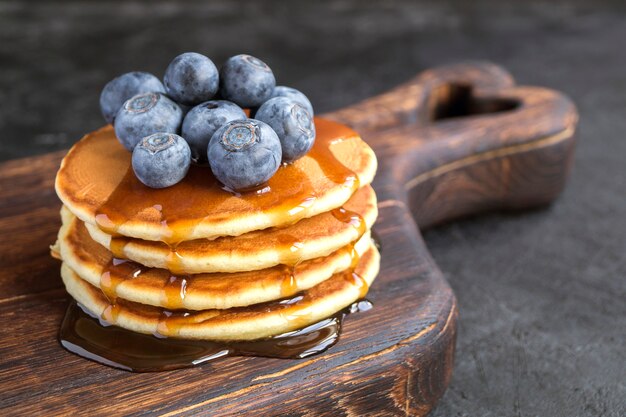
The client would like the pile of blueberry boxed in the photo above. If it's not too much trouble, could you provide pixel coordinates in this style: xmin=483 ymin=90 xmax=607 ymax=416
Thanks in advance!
xmin=99 ymin=52 xmax=316 ymax=190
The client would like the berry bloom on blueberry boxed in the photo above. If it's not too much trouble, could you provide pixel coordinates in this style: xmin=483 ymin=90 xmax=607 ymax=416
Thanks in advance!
xmin=255 ymin=97 xmax=316 ymax=163
xmin=270 ymin=86 xmax=314 ymax=116
xmin=219 ymin=54 xmax=276 ymax=108
xmin=132 ymin=132 xmax=191 ymax=188
xmin=114 ymin=92 xmax=183 ymax=151
xmin=164 ymin=52 xmax=219 ymax=106
xmin=100 ymin=71 xmax=165 ymax=124
xmin=208 ymin=120 xmax=282 ymax=191
xmin=182 ymin=100 xmax=246 ymax=163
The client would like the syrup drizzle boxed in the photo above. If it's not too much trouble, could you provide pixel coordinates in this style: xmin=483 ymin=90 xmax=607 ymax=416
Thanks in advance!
xmin=164 ymin=244 xmax=187 ymax=275
xmin=279 ymin=303 xmax=313 ymax=330
xmin=99 ymin=258 xmax=142 ymax=323
xmin=331 ymin=205 xmax=369 ymax=298
xmin=60 ymin=299 xmax=372 ymax=372
xmin=90 ymin=119 xmax=362 ymax=278
xmin=97 ymin=254 xmax=194 ymax=314
xmin=345 ymin=271 xmax=369 ymax=300
xmin=92 ymin=234 xmax=369 ymax=315
xmin=93 ymin=207 xmax=370 ymax=331
xmin=156 ymin=310 xmax=191 ymax=338
xmin=340 ymin=242 xmax=369 ymax=299
xmin=108 ymin=237 xmax=127 ymax=259
xmin=161 ymin=275 xmax=189 ymax=310
xmin=63 ymin=236 xmax=374 ymax=371
xmin=92 ymin=119 xmax=361 ymax=247
xmin=99 ymin=202 xmax=366 ymax=277
xmin=279 ymin=265 xmax=298 ymax=298
xmin=63 ymin=118 xmax=373 ymax=369
xmin=331 ymin=206 xmax=367 ymax=238
xmin=100 ymin=303 xmax=122 ymax=324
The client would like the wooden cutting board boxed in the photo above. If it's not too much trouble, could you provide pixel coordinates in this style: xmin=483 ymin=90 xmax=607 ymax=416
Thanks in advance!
xmin=0 ymin=62 xmax=577 ymax=416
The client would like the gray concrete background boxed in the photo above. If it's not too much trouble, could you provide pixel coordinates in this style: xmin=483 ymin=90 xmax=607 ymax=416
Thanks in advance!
xmin=1 ymin=1 xmax=624 ymax=415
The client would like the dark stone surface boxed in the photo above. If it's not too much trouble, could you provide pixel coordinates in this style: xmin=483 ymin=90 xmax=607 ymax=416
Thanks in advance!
xmin=1 ymin=1 xmax=624 ymax=415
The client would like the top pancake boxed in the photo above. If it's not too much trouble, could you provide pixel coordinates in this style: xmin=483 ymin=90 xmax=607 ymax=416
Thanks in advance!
xmin=56 ymin=118 xmax=377 ymax=243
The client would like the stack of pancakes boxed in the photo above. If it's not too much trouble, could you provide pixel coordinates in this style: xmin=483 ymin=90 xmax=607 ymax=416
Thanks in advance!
xmin=52 ymin=118 xmax=380 ymax=341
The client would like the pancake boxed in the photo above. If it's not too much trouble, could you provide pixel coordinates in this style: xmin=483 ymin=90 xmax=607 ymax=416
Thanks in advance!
xmin=79 ymin=185 xmax=377 ymax=274
xmin=56 ymin=118 xmax=377 ymax=243
xmin=57 ymin=208 xmax=373 ymax=309
xmin=60 ymin=243 xmax=380 ymax=341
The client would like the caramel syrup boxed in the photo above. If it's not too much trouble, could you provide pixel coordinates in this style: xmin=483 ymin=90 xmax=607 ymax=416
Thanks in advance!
xmin=63 ymin=239 xmax=375 ymax=371
xmin=161 ymin=275 xmax=190 ymax=310
xmin=59 ymin=299 xmax=372 ymax=372
xmin=93 ymin=118 xmax=361 ymax=246
xmin=279 ymin=264 xmax=298 ymax=298
xmin=99 ymin=258 xmax=142 ymax=322
xmin=97 ymin=256 xmax=195 ymax=312
xmin=60 ymin=118 xmax=374 ymax=370
xmin=338 ymin=242 xmax=369 ymax=299
xmin=108 ymin=237 xmax=127 ymax=258
xmin=91 ymin=234 xmax=373 ymax=312
xmin=88 ymin=118 xmax=365 ymax=283
xmin=271 ymin=205 xmax=366 ymax=298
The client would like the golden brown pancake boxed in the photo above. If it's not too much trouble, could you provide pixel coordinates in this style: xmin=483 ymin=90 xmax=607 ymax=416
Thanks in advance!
xmin=79 ymin=185 xmax=377 ymax=274
xmin=56 ymin=118 xmax=377 ymax=243
xmin=57 ymin=207 xmax=373 ymax=309
xmin=60 ymin=243 xmax=380 ymax=341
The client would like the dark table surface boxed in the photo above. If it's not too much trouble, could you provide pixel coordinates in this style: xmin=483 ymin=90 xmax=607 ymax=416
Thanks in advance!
xmin=1 ymin=1 xmax=625 ymax=416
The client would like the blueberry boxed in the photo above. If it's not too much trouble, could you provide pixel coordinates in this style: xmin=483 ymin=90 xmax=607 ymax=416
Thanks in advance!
xmin=208 ymin=119 xmax=282 ymax=191
xmin=114 ymin=92 xmax=183 ymax=151
xmin=219 ymin=54 xmax=276 ymax=108
xmin=270 ymin=86 xmax=314 ymax=115
xmin=99 ymin=71 xmax=165 ymax=124
xmin=132 ymin=133 xmax=191 ymax=188
xmin=164 ymin=52 xmax=219 ymax=106
xmin=179 ymin=103 xmax=193 ymax=117
xmin=255 ymin=97 xmax=316 ymax=163
xmin=181 ymin=100 xmax=246 ymax=163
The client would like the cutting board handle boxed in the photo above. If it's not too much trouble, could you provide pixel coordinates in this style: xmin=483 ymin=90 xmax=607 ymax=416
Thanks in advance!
xmin=327 ymin=61 xmax=578 ymax=228
xmin=320 ymin=62 xmax=578 ymax=414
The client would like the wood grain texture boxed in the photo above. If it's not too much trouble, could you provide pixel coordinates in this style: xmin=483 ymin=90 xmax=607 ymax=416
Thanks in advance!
xmin=0 ymin=62 xmax=577 ymax=416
